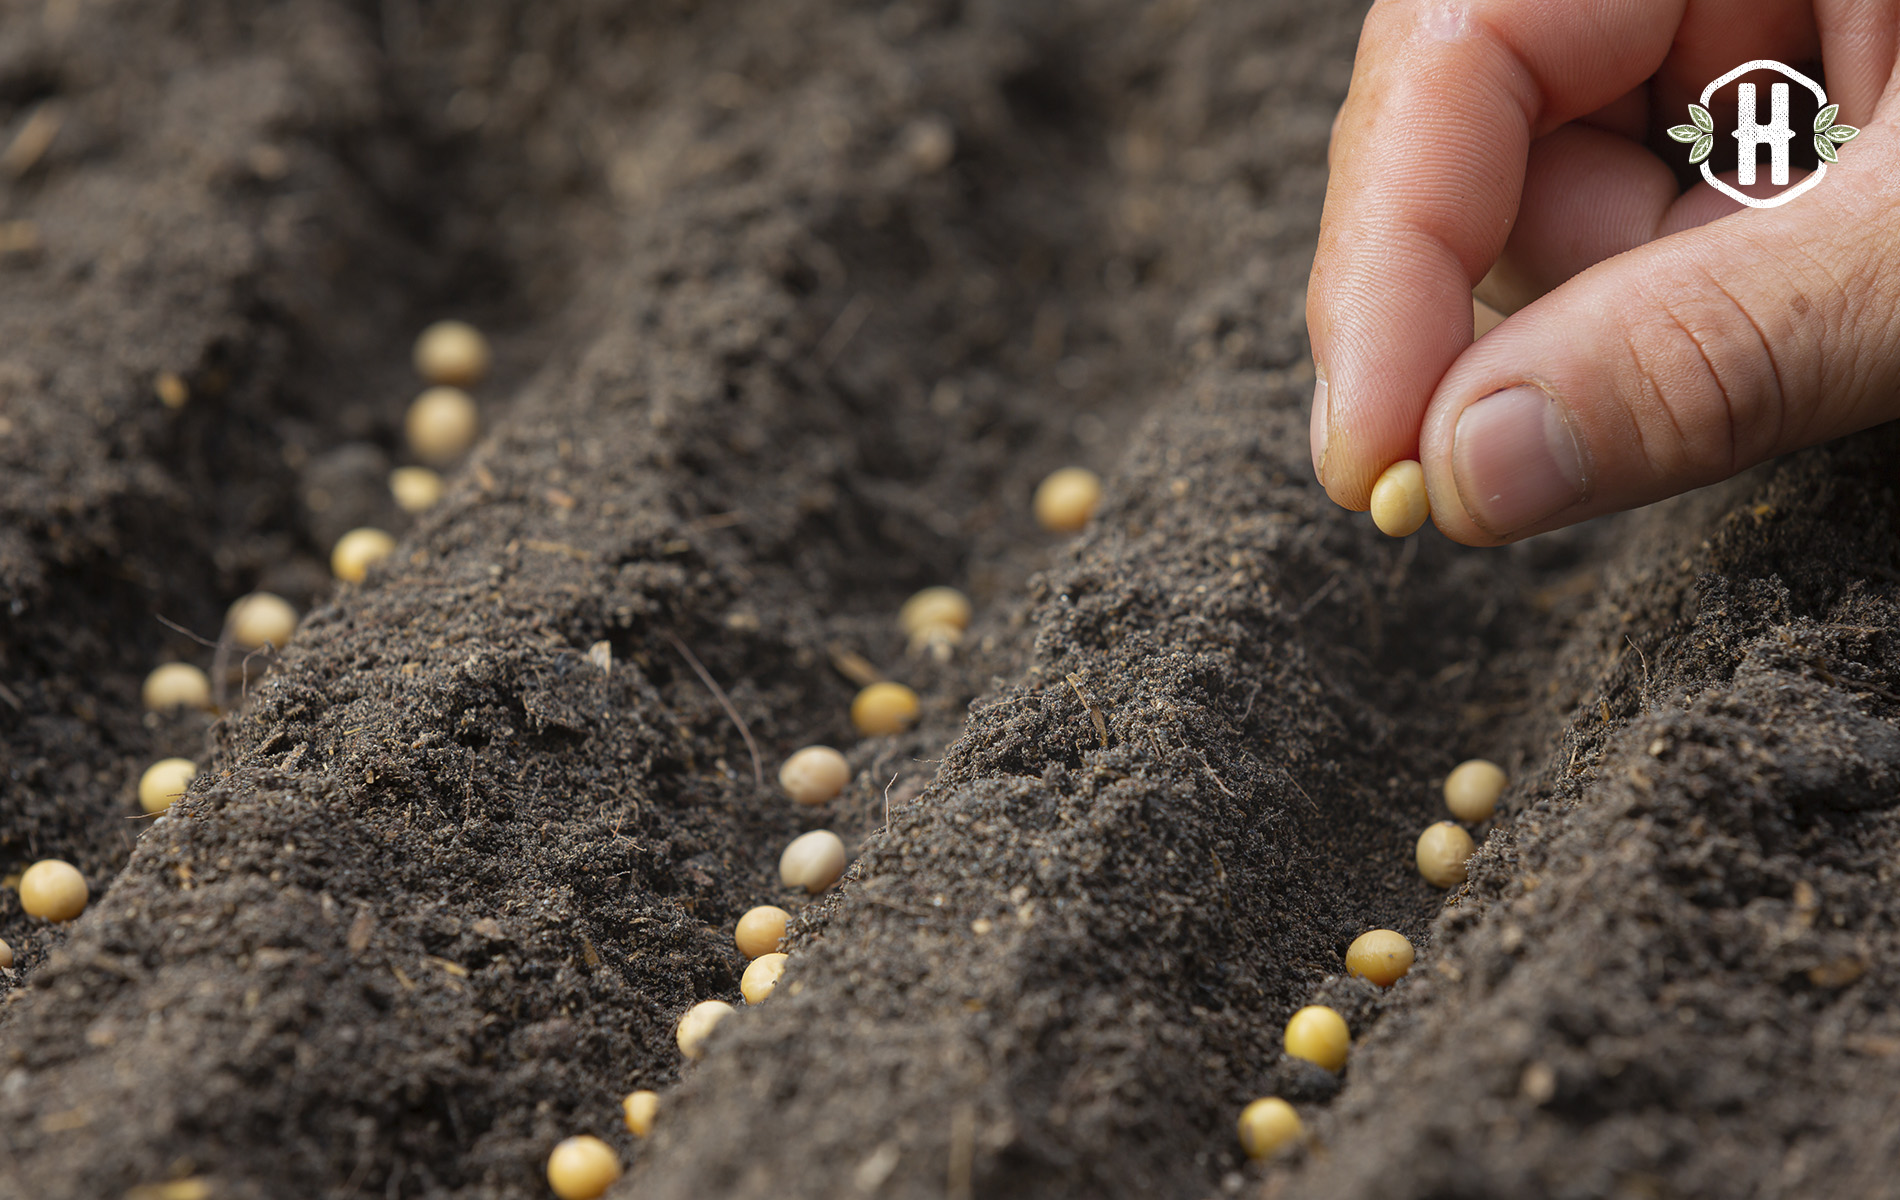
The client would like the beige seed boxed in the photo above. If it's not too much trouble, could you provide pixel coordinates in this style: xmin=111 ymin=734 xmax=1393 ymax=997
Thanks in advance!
xmin=0 ymin=937 xmax=14 ymax=968
xmin=330 ymin=527 xmax=396 ymax=584
xmin=227 ymin=592 xmax=298 ymax=650
xmin=779 ymin=829 xmax=848 ymax=894
xmin=19 ymin=859 xmax=88 ymax=922
xmin=404 ymin=386 xmax=480 ymax=465
xmin=676 ymin=998 xmax=736 ymax=1060
xmin=898 ymin=586 xmax=972 ymax=636
xmin=412 ymin=320 xmax=491 ymax=387
xmin=734 ymin=905 xmax=791 ymax=959
xmin=138 ymin=757 xmax=197 ymax=815
xmin=545 ymin=1135 xmax=620 ymax=1200
xmin=851 ymin=682 xmax=919 ymax=737
xmin=154 ymin=371 xmax=189 ymax=410
xmin=1416 ymin=821 xmax=1477 ymax=889
xmin=741 ymin=952 xmax=788 ymax=1004
xmin=622 ymin=1090 xmax=659 ymax=1138
xmin=1237 ymin=1097 xmax=1303 ymax=1160
xmin=1345 ymin=929 xmax=1415 ymax=988
xmin=142 ymin=663 xmax=211 ymax=712
xmin=1369 ymin=459 xmax=1430 ymax=537
xmin=778 ymin=745 xmax=851 ymax=806
xmin=388 ymin=466 xmax=445 ymax=514
xmin=1444 ymin=758 xmax=1507 ymax=822
xmin=1283 ymin=1004 xmax=1351 ymax=1072
xmin=1033 ymin=466 xmax=1102 ymax=533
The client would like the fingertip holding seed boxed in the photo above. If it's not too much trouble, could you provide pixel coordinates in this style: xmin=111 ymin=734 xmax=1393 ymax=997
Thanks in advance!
xmin=1237 ymin=1097 xmax=1303 ymax=1160
xmin=413 ymin=320 xmax=491 ymax=388
xmin=851 ymin=682 xmax=919 ymax=737
xmin=1416 ymin=821 xmax=1477 ymax=889
xmin=389 ymin=466 xmax=445 ymax=514
xmin=545 ymin=1135 xmax=621 ymax=1200
xmin=741 ymin=952 xmax=788 ymax=1004
xmin=622 ymin=1090 xmax=659 ymax=1139
xmin=734 ymin=905 xmax=791 ymax=959
xmin=898 ymin=586 xmax=972 ymax=636
xmin=228 ymin=592 xmax=298 ymax=651
xmin=405 ymin=386 xmax=480 ymax=465
xmin=1283 ymin=1004 xmax=1350 ymax=1072
xmin=1345 ymin=929 xmax=1415 ymax=988
xmin=1034 ymin=466 xmax=1102 ymax=533
xmin=676 ymin=999 xmax=736 ymax=1060
xmin=778 ymin=745 xmax=851 ymax=805
xmin=142 ymin=662 xmax=211 ymax=712
xmin=779 ymin=830 xmax=847 ymax=893
xmin=1444 ymin=758 xmax=1507 ymax=821
xmin=331 ymin=527 xmax=397 ymax=583
xmin=1369 ymin=460 xmax=1430 ymax=537
xmin=19 ymin=860 xmax=88 ymax=922
xmin=138 ymin=757 xmax=197 ymax=815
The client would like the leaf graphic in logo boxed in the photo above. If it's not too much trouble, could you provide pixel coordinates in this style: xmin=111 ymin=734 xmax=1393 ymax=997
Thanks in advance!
xmin=1689 ymin=133 xmax=1714 ymax=165
xmin=1826 ymin=124 xmax=1860 ymax=143
xmin=1815 ymin=133 xmax=1839 ymax=163
xmin=1668 ymin=124 xmax=1703 ymax=143
xmin=1690 ymin=103 xmax=1714 ymax=133
xmin=1814 ymin=104 xmax=1840 ymax=133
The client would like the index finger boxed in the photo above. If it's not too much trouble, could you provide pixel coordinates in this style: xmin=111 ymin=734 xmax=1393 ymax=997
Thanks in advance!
xmin=1307 ymin=0 xmax=1684 ymax=508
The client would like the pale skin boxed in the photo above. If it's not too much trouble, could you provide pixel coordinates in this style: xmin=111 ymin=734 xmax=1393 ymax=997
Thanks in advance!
xmin=1308 ymin=0 xmax=1900 ymax=544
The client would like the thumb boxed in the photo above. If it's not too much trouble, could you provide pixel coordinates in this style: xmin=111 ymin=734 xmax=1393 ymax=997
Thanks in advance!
xmin=1418 ymin=128 xmax=1900 ymax=545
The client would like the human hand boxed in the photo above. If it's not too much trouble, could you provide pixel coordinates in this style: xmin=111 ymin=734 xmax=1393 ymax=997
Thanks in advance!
xmin=1306 ymin=0 xmax=1900 ymax=543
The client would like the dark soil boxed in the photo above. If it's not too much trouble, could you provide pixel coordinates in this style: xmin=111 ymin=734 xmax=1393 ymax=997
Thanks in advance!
xmin=2 ymin=2 xmax=1898 ymax=1199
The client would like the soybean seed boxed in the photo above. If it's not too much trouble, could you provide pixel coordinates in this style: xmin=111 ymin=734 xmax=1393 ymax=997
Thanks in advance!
xmin=1283 ymin=1004 xmax=1350 ymax=1072
xmin=676 ymin=998 xmax=735 ymax=1060
xmin=734 ymin=905 xmax=791 ymax=959
xmin=228 ymin=592 xmax=298 ymax=651
xmin=898 ymin=586 xmax=972 ymax=636
xmin=779 ymin=830 xmax=847 ymax=894
xmin=741 ymin=952 xmax=788 ymax=1004
xmin=405 ymin=386 xmax=480 ymax=465
xmin=19 ymin=860 xmax=88 ymax=922
xmin=138 ymin=757 xmax=197 ymax=815
xmin=1416 ymin=821 xmax=1477 ymax=889
xmin=622 ymin=1090 xmax=659 ymax=1139
xmin=0 ymin=938 xmax=13 ymax=968
xmin=851 ymin=682 xmax=919 ymax=737
xmin=1345 ymin=929 xmax=1415 ymax=988
xmin=545 ymin=1135 xmax=620 ymax=1200
xmin=1444 ymin=758 xmax=1506 ymax=822
xmin=778 ymin=745 xmax=850 ymax=806
xmin=142 ymin=663 xmax=211 ymax=712
xmin=331 ymin=528 xmax=396 ymax=584
xmin=388 ymin=466 xmax=445 ymax=514
xmin=1237 ymin=1097 xmax=1302 ymax=1160
xmin=1369 ymin=460 xmax=1430 ymax=537
xmin=413 ymin=320 xmax=491 ymax=388
xmin=1033 ymin=466 xmax=1102 ymax=533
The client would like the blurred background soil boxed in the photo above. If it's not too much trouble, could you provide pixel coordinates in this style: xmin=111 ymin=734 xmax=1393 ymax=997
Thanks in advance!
xmin=1 ymin=2 xmax=1897 ymax=1198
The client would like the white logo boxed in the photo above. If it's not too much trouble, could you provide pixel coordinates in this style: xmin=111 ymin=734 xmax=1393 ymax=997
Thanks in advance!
xmin=1669 ymin=59 xmax=1858 ymax=209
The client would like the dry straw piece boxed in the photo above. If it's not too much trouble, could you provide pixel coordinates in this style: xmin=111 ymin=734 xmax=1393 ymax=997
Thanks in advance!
xmin=412 ymin=319 xmax=491 ymax=388
xmin=741 ymin=952 xmax=788 ymax=1004
xmin=389 ymin=466 xmax=446 ymax=514
xmin=1345 ymin=929 xmax=1415 ymax=988
xmin=544 ymin=1135 xmax=620 ymax=1200
xmin=228 ymin=593 xmax=298 ymax=651
xmin=405 ymin=386 xmax=480 ymax=465
xmin=779 ymin=830 xmax=848 ymax=894
xmin=1416 ymin=821 xmax=1477 ymax=889
xmin=138 ymin=757 xmax=197 ymax=815
xmin=1237 ymin=1097 xmax=1303 ymax=1159
xmin=330 ymin=528 xmax=396 ymax=583
xmin=1283 ymin=1004 xmax=1351 ymax=1072
xmin=622 ymin=1090 xmax=659 ymax=1139
xmin=734 ymin=905 xmax=791 ymax=959
xmin=851 ymin=682 xmax=919 ymax=737
xmin=1369 ymin=459 xmax=1430 ymax=537
xmin=778 ymin=745 xmax=851 ymax=805
xmin=1444 ymin=758 xmax=1507 ymax=821
xmin=1033 ymin=466 xmax=1102 ymax=533
xmin=676 ymin=999 xmax=736 ymax=1060
xmin=19 ymin=860 xmax=88 ymax=922
xmin=142 ymin=663 xmax=211 ymax=712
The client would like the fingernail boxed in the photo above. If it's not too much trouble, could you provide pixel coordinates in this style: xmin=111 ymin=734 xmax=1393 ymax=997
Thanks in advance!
xmin=1309 ymin=371 xmax=1330 ymax=481
xmin=1452 ymin=385 xmax=1587 ymax=535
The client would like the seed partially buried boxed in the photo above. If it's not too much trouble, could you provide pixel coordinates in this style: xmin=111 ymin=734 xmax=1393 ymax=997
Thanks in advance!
xmin=1345 ymin=929 xmax=1415 ymax=988
xmin=0 ymin=938 xmax=14 ymax=968
xmin=404 ymin=386 xmax=480 ymax=465
xmin=1416 ymin=821 xmax=1477 ymax=889
xmin=227 ymin=592 xmax=298 ymax=651
xmin=1033 ymin=466 xmax=1102 ymax=533
xmin=734 ymin=905 xmax=791 ymax=959
xmin=330 ymin=527 xmax=396 ymax=583
xmin=851 ymin=682 xmax=919 ymax=737
xmin=779 ymin=830 xmax=847 ymax=894
xmin=142 ymin=662 xmax=212 ymax=712
xmin=18 ymin=860 xmax=88 ymax=922
xmin=676 ymin=999 xmax=736 ymax=1060
xmin=389 ymin=466 xmax=445 ymax=514
xmin=741 ymin=952 xmax=788 ymax=1004
xmin=545 ymin=1135 xmax=620 ymax=1200
xmin=622 ymin=1090 xmax=659 ymax=1139
xmin=1237 ymin=1097 xmax=1303 ymax=1160
xmin=1369 ymin=459 xmax=1430 ymax=537
xmin=138 ymin=757 xmax=197 ymax=815
xmin=898 ymin=586 xmax=972 ymax=636
xmin=412 ymin=319 xmax=491 ymax=388
xmin=1283 ymin=1004 xmax=1351 ymax=1072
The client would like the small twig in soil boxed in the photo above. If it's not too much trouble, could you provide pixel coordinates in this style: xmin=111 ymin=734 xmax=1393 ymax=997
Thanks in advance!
xmin=1625 ymin=635 xmax=1649 ymax=690
xmin=665 ymin=632 xmax=764 ymax=787
xmin=827 ymin=643 xmax=883 ymax=687
xmin=0 ymin=679 xmax=20 ymax=711
xmin=817 ymin=293 xmax=872 ymax=366
xmin=1066 ymin=671 xmax=1109 ymax=748
xmin=883 ymin=771 xmax=899 ymax=832
xmin=154 ymin=612 xmax=220 ymax=648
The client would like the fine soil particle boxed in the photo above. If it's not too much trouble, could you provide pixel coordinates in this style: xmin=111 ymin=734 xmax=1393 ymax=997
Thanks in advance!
xmin=2 ymin=3 xmax=1897 ymax=1200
